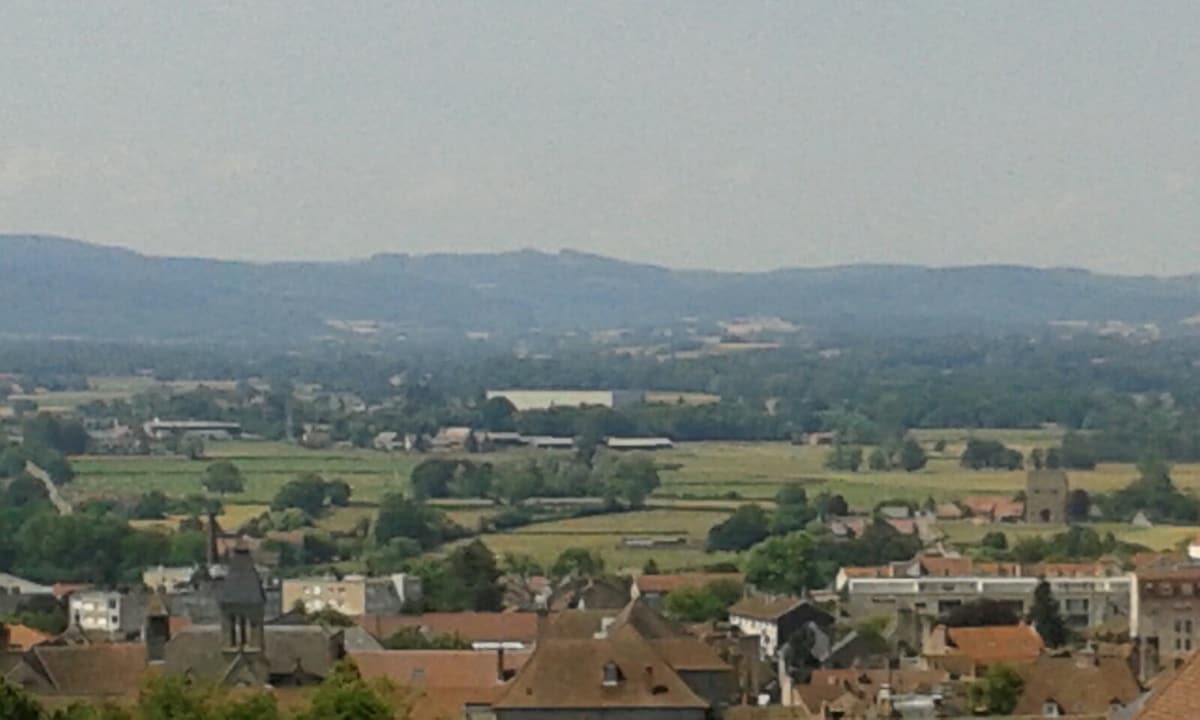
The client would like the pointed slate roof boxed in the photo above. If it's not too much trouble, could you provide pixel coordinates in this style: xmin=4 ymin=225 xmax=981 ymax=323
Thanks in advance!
xmin=218 ymin=549 xmax=265 ymax=607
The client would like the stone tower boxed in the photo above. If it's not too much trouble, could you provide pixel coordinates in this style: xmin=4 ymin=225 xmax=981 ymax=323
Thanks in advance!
xmin=1025 ymin=469 xmax=1069 ymax=524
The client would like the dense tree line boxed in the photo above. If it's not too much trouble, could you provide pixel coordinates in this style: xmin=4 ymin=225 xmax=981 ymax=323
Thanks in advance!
xmin=11 ymin=333 xmax=1200 ymax=460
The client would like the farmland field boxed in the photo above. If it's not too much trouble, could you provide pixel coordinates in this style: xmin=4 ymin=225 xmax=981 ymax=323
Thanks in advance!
xmin=460 ymin=508 xmax=736 ymax=574
xmin=69 ymin=437 xmax=1200 ymax=510
xmin=64 ymin=435 xmax=1200 ymax=571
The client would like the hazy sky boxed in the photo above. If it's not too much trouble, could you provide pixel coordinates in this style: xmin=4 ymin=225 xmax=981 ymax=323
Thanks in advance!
xmin=3 ymin=2 xmax=1199 ymax=273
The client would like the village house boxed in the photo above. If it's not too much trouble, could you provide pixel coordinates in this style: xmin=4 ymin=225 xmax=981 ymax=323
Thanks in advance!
xmin=959 ymin=494 xmax=1025 ymax=522
xmin=1132 ymin=563 xmax=1200 ymax=681
xmin=281 ymin=573 xmax=422 ymax=617
xmin=921 ymin=624 xmax=1044 ymax=677
xmin=68 ymin=589 xmax=147 ymax=640
xmin=728 ymin=596 xmax=835 ymax=661
xmin=784 ymin=667 xmax=950 ymax=718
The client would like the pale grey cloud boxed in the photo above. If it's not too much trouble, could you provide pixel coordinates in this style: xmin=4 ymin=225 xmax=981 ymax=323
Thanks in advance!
xmin=2 ymin=1 xmax=1199 ymax=273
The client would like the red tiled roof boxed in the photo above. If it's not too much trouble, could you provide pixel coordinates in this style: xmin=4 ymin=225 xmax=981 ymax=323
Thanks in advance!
xmin=51 ymin=583 xmax=90 ymax=600
xmin=350 ymin=649 xmax=531 ymax=689
xmin=358 ymin=612 xmax=541 ymax=645
xmin=918 ymin=556 xmax=973 ymax=577
xmin=635 ymin=573 xmax=743 ymax=595
xmin=840 ymin=566 xmax=890 ymax=579
xmin=960 ymin=495 xmax=1024 ymax=519
xmin=1140 ymin=652 xmax=1200 ymax=719
xmin=946 ymin=625 xmax=1043 ymax=666
xmin=4 ymin=624 xmax=52 ymax=651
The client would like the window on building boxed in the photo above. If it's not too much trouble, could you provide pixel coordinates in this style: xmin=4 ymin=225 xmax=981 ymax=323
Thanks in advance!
xmin=110 ymin=615 xmax=119 ymax=625
xmin=1186 ymin=620 xmax=1194 ymax=634
xmin=602 ymin=661 xmax=623 ymax=687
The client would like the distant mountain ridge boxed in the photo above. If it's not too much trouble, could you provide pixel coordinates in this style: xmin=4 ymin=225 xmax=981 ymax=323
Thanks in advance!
xmin=2 ymin=234 xmax=1199 ymax=343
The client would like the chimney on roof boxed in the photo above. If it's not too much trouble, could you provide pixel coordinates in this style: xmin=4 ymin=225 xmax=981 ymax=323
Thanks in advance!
xmin=496 ymin=646 xmax=506 ymax=683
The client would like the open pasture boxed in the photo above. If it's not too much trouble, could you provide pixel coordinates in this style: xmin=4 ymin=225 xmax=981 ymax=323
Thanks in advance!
xmin=69 ymin=441 xmax=420 ymax=504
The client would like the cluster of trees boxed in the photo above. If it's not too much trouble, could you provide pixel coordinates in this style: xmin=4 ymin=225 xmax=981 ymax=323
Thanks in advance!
xmin=663 ymin=579 xmax=743 ymax=622
xmin=1093 ymin=457 xmax=1200 ymax=523
xmin=382 ymin=627 xmax=471 ymax=650
xmin=270 ymin=473 xmax=353 ymax=516
xmin=0 ymin=485 xmax=205 ymax=585
xmin=410 ymin=454 xmax=661 ymax=508
xmin=742 ymin=517 xmax=922 ymax=596
xmin=978 ymin=525 xmax=1140 ymax=563
xmin=18 ymin=332 xmax=1200 ymax=462
xmin=707 ymin=485 xmax=851 ymax=553
xmin=1029 ymin=432 xmax=1098 ymax=471
xmin=741 ymin=520 xmax=922 ymax=598
xmin=960 ymin=439 xmax=1024 ymax=470
xmin=0 ymin=416 xmax=79 ymax=485
xmin=0 ymin=661 xmax=412 ymax=720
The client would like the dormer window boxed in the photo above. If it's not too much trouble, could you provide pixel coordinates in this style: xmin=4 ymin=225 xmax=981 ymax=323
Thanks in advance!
xmin=602 ymin=661 xmax=623 ymax=687
xmin=1042 ymin=700 xmax=1062 ymax=717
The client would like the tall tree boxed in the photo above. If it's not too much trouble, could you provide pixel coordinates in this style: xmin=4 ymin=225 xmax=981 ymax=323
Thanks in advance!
xmin=968 ymin=664 xmax=1024 ymax=715
xmin=1028 ymin=579 xmax=1068 ymax=647
xmin=744 ymin=532 xmax=823 ymax=596
xmin=202 ymin=461 xmax=245 ymax=496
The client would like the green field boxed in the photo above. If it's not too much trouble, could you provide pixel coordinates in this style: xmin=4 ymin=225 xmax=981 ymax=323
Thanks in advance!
xmin=463 ymin=508 xmax=736 ymax=574
xmin=66 ymin=435 xmax=1200 ymax=571
xmin=69 ymin=442 xmax=421 ymax=504
xmin=70 ymin=437 xmax=1200 ymax=516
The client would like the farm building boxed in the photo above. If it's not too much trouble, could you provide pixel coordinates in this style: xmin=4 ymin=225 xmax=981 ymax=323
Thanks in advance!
xmin=142 ymin=418 xmax=242 ymax=440
xmin=485 ymin=389 xmax=644 ymax=411
xmin=606 ymin=436 xmax=674 ymax=451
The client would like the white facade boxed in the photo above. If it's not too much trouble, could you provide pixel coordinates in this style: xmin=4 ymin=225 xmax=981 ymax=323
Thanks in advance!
xmin=729 ymin=613 xmax=781 ymax=659
xmin=69 ymin=591 xmax=124 ymax=633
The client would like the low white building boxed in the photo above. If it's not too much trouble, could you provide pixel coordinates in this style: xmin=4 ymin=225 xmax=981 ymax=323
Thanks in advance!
xmin=0 ymin=573 xmax=53 ymax=597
